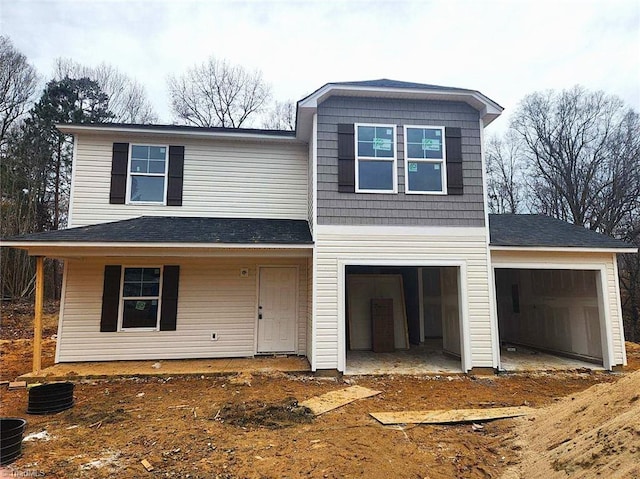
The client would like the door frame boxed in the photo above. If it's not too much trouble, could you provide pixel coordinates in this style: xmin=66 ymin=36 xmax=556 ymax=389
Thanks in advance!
xmin=491 ymin=262 xmax=613 ymax=370
xmin=254 ymin=265 xmax=300 ymax=354
xmin=337 ymin=259 xmax=471 ymax=373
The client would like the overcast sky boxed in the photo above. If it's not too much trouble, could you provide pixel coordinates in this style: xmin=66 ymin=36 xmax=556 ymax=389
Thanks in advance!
xmin=2 ymin=0 xmax=639 ymax=132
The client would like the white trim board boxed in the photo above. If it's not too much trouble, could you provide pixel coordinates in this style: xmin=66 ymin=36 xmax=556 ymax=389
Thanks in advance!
xmin=315 ymin=225 xmax=486 ymax=237
xmin=490 ymin=246 xmax=637 ymax=254
xmin=491 ymin=263 xmax=615 ymax=370
xmin=56 ymin=124 xmax=303 ymax=143
xmin=479 ymin=118 xmax=500 ymax=370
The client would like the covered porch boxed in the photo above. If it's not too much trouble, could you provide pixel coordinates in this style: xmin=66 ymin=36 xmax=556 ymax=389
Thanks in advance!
xmin=2 ymin=216 xmax=314 ymax=376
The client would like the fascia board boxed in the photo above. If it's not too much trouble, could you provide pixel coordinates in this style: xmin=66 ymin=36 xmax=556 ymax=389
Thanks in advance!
xmin=297 ymin=84 xmax=503 ymax=124
xmin=490 ymin=245 xmax=638 ymax=254
xmin=55 ymin=124 xmax=302 ymax=143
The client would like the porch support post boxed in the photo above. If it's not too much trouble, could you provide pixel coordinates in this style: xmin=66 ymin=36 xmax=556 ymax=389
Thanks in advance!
xmin=33 ymin=255 xmax=44 ymax=374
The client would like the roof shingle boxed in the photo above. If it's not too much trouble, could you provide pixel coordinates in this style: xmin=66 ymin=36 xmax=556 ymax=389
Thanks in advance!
xmin=489 ymin=214 xmax=631 ymax=249
xmin=5 ymin=217 xmax=313 ymax=245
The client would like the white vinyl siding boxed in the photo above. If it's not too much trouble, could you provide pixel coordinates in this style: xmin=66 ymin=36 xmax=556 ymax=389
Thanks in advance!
xmin=69 ymin=134 xmax=308 ymax=227
xmin=56 ymin=256 xmax=308 ymax=362
xmin=313 ymin=225 xmax=493 ymax=371
xmin=491 ymin=249 xmax=626 ymax=367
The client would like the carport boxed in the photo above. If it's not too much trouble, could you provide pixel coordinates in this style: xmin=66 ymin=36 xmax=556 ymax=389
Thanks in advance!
xmin=489 ymin=214 xmax=636 ymax=371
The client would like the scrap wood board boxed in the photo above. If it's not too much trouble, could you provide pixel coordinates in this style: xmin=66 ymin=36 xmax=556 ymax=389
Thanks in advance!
xmin=369 ymin=406 xmax=533 ymax=425
xmin=300 ymin=385 xmax=381 ymax=415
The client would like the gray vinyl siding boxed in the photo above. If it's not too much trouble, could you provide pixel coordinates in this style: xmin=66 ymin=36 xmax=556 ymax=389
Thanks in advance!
xmin=316 ymin=96 xmax=485 ymax=226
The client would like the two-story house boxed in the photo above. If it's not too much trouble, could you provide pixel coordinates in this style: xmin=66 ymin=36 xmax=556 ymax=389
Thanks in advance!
xmin=4 ymin=79 xmax=635 ymax=374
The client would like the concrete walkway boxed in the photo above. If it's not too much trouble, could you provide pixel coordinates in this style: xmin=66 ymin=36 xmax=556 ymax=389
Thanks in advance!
xmin=19 ymin=355 xmax=311 ymax=383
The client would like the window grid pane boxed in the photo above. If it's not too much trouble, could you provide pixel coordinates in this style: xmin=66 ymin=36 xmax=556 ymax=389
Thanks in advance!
xmin=123 ymin=268 xmax=161 ymax=299
xmin=358 ymin=160 xmax=394 ymax=191
xmin=130 ymin=176 xmax=165 ymax=202
xmin=407 ymin=161 xmax=444 ymax=192
xmin=406 ymin=127 xmax=444 ymax=160
xmin=122 ymin=300 xmax=159 ymax=328
xmin=357 ymin=125 xmax=395 ymax=159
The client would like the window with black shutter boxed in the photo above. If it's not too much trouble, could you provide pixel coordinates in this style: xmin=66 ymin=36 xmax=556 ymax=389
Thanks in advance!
xmin=109 ymin=143 xmax=185 ymax=205
xmin=99 ymin=265 xmax=180 ymax=332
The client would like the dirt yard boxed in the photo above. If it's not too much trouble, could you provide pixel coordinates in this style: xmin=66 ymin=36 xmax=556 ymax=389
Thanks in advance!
xmin=1 ymin=302 xmax=639 ymax=478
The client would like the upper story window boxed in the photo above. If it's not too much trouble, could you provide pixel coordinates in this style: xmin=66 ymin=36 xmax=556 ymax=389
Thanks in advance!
xmin=355 ymin=124 xmax=397 ymax=193
xmin=128 ymin=145 xmax=168 ymax=203
xmin=404 ymin=126 xmax=447 ymax=194
xmin=120 ymin=267 xmax=162 ymax=330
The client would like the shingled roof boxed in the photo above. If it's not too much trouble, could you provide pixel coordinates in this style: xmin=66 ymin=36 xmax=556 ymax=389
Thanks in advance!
xmin=329 ymin=78 xmax=471 ymax=92
xmin=4 ymin=217 xmax=313 ymax=245
xmin=489 ymin=214 xmax=631 ymax=249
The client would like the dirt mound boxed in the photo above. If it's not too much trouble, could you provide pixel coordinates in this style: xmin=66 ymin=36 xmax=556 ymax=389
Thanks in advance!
xmin=216 ymin=397 xmax=313 ymax=429
xmin=504 ymin=369 xmax=640 ymax=478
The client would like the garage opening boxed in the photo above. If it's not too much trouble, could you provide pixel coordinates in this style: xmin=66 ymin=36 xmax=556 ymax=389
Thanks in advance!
xmin=495 ymin=268 xmax=605 ymax=370
xmin=345 ymin=266 xmax=463 ymax=374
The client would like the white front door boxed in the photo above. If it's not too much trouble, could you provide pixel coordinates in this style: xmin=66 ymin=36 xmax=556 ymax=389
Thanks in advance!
xmin=257 ymin=267 xmax=297 ymax=353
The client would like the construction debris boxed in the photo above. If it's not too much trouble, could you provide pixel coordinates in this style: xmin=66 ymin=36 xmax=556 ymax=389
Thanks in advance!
xmin=300 ymin=385 xmax=381 ymax=415
xmin=369 ymin=406 xmax=533 ymax=425
xmin=8 ymin=381 xmax=26 ymax=389
xmin=141 ymin=459 xmax=154 ymax=472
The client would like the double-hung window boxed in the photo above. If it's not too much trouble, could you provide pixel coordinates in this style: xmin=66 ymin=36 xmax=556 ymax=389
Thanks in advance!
xmin=128 ymin=145 xmax=168 ymax=203
xmin=404 ymin=126 xmax=447 ymax=194
xmin=120 ymin=267 xmax=162 ymax=330
xmin=355 ymin=124 xmax=397 ymax=193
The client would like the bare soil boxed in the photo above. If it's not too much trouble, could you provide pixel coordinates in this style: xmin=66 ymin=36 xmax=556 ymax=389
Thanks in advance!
xmin=503 ymin=369 xmax=640 ymax=478
xmin=1 ymin=303 xmax=639 ymax=478
xmin=1 ymin=299 xmax=60 ymax=340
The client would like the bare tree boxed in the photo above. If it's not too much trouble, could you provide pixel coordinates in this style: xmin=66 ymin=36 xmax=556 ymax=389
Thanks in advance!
xmin=0 ymin=36 xmax=38 ymax=148
xmin=510 ymin=85 xmax=640 ymax=342
xmin=510 ymin=86 xmax=640 ymax=231
xmin=263 ymin=100 xmax=296 ymax=130
xmin=485 ymin=131 xmax=526 ymax=213
xmin=167 ymin=56 xmax=272 ymax=128
xmin=54 ymin=58 xmax=157 ymax=123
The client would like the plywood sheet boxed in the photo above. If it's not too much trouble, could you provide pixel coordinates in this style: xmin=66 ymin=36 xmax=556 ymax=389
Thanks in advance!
xmin=347 ymin=274 xmax=409 ymax=350
xmin=369 ymin=406 xmax=533 ymax=425
xmin=300 ymin=385 xmax=381 ymax=415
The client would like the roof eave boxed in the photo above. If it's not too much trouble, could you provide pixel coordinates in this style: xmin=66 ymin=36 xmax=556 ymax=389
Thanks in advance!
xmin=56 ymin=124 xmax=303 ymax=143
xmin=2 ymin=241 xmax=314 ymax=259
xmin=490 ymin=245 xmax=638 ymax=254
xmin=296 ymin=84 xmax=503 ymax=139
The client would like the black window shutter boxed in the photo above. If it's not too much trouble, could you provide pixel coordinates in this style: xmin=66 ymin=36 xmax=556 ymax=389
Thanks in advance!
xmin=110 ymin=143 xmax=129 ymax=204
xmin=160 ymin=265 xmax=180 ymax=331
xmin=337 ymin=124 xmax=355 ymax=192
xmin=100 ymin=265 xmax=122 ymax=332
xmin=445 ymin=127 xmax=463 ymax=195
xmin=167 ymin=146 xmax=184 ymax=206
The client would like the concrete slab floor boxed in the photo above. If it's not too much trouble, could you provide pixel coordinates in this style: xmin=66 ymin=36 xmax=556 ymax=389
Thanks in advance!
xmin=344 ymin=342 xmax=605 ymax=375
xmin=19 ymin=355 xmax=311 ymax=383
xmin=500 ymin=345 xmax=604 ymax=372
xmin=345 ymin=342 xmax=463 ymax=376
